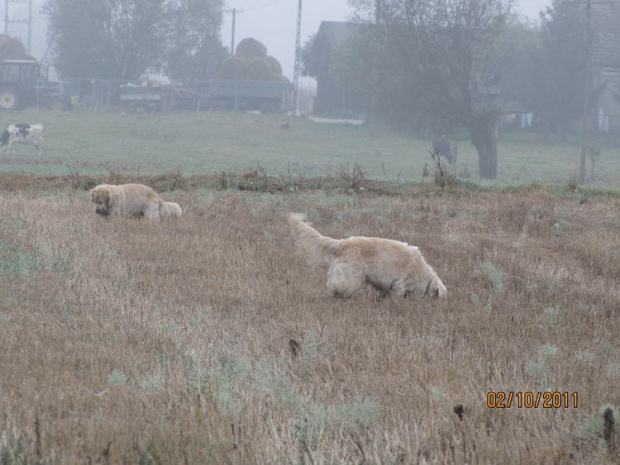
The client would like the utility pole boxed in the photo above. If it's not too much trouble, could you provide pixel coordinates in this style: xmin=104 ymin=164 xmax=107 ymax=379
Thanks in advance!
xmin=579 ymin=0 xmax=592 ymax=184
xmin=27 ymin=0 xmax=30 ymax=55
xmin=226 ymin=8 xmax=243 ymax=55
xmin=292 ymin=0 xmax=302 ymax=114
xmin=4 ymin=0 xmax=32 ymax=54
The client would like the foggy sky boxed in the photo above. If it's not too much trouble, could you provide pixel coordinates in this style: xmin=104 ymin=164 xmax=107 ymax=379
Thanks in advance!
xmin=3 ymin=0 xmax=48 ymax=61
xmin=8 ymin=0 xmax=550 ymax=80
xmin=221 ymin=0 xmax=551 ymax=81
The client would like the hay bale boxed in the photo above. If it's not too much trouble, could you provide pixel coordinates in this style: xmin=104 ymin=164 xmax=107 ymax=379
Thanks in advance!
xmin=246 ymin=57 xmax=288 ymax=82
xmin=219 ymin=56 xmax=248 ymax=80
xmin=247 ymin=57 xmax=278 ymax=81
xmin=264 ymin=56 xmax=283 ymax=75
xmin=0 ymin=34 xmax=26 ymax=60
xmin=235 ymin=38 xmax=267 ymax=61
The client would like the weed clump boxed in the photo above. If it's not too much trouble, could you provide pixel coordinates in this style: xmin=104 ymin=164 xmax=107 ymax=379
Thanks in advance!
xmin=429 ymin=150 xmax=460 ymax=191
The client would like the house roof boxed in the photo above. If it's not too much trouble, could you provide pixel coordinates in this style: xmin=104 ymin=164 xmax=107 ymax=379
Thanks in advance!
xmin=592 ymin=1 xmax=620 ymax=67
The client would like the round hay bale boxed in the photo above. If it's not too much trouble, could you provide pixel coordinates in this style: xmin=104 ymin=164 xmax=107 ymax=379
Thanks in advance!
xmin=0 ymin=34 xmax=26 ymax=60
xmin=247 ymin=57 xmax=277 ymax=81
xmin=235 ymin=38 xmax=267 ymax=61
xmin=219 ymin=56 xmax=248 ymax=80
xmin=264 ymin=56 xmax=283 ymax=75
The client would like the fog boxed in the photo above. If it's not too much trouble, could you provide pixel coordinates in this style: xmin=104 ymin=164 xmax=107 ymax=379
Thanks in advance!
xmin=220 ymin=0 xmax=550 ymax=81
xmin=221 ymin=0 xmax=352 ymax=81
xmin=3 ymin=0 xmax=48 ymax=60
xmin=4 ymin=0 xmax=549 ymax=81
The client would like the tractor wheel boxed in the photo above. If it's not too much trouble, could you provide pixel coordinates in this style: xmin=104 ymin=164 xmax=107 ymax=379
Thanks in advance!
xmin=0 ymin=86 xmax=20 ymax=110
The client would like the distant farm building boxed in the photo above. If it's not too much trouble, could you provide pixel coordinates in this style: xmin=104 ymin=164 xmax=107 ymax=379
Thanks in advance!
xmin=593 ymin=3 xmax=620 ymax=132
xmin=307 ymin=21 xmax=368 ymax=118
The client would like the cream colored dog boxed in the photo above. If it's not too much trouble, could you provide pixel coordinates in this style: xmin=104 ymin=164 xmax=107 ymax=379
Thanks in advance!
xmin=288 ymin=213 xmax=447 ymax=299
xmin=90 ymin=183 xmax=182 ymax=220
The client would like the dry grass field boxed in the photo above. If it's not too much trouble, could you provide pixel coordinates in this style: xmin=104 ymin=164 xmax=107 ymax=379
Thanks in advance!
xmin=1 ymin=173 xmax=619 ymax=464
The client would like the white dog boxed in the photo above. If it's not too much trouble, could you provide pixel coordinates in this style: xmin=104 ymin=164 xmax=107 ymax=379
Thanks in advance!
xmin=288 ymin=213 xmax=447 ymax=299
xmin=90 ymin=183 xmax=182 ymax=220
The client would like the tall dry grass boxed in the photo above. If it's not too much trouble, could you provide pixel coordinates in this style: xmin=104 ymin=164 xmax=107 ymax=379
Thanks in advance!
xmin=0 ymin=181 xmax=619 ymax=464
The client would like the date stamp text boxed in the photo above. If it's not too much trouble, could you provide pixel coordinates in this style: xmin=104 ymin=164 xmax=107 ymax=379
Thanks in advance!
xmin=486 ymin=391 xmax=578 ymax=409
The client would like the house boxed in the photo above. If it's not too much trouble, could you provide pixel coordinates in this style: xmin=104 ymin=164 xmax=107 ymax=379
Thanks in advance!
xmin=307 ymin=21 xmax=369 ymax=117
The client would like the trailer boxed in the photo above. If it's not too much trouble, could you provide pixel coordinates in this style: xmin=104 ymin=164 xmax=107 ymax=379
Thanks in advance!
xmin=118 ymin=83 xmax=194 ymax=112
xmin=202 ymin=80 xmax=291 ymax=113
xmin=117 ymin=80 xmax=291 ymax=114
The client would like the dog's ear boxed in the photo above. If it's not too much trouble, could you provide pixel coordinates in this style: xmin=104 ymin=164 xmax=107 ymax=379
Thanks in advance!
xmin=429 ymin=277 xmax=447 ymax=299
xmin=90 ymin=187 xmax=101 ymax=202
xmin=102 ymin=188 xmax=111 ymax=206
xmin=90 ymin=187 xmax=111 ymax=205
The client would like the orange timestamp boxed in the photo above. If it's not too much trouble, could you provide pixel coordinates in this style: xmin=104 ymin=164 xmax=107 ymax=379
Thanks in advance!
xmin=486 ymin=391 xmax=579 ymax=409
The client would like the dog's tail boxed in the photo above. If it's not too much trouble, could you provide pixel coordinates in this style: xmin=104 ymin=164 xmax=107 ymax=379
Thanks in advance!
xmin=288 ymin=213 xmax=342 ymax=266
xmin=159 ymin=201 xmax=182 ymax=218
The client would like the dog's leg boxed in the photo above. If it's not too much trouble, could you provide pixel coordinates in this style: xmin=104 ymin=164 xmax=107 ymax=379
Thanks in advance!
xmin=373 ymin=286 xmax=391 ymax=302
xmin=326 ymin=260 xmax=364 ymax=298
xmin=366 ymin=280 xmax=391 ymax=300
xmin=143 ymin=203 xmax=160 ymax=220
xmin=366 ymin=277 xmax=398 ymax=300
xmin=393 ymin=279 xmax=417 ymax=299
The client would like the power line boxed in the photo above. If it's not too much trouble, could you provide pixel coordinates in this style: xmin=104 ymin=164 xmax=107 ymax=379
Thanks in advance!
xmin=579 ymin=0 xmax=593 ymax=184
xmin=292 ymin=0 xmax=302 ymax=114
xmin=4 ymin=0 xmax=32 ymax=54
xmin=245 ymin=0 xmax=280 ymax=12
xmin=225 ymin=8 xmax=244 ymax=54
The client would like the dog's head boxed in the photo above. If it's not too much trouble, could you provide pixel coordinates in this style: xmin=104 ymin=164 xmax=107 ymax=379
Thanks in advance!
xmin=425 ymin=276 xmax=447 ymax=299
xmin=90 ymin=185 xmax=112 ymax=217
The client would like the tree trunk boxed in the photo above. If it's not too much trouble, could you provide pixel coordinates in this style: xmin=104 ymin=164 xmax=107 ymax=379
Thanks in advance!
xmin=470 ymin=114 xmax=499 ymax=180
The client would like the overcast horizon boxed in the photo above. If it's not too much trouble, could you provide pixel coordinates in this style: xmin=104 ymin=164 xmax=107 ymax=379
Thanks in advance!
xmin=221 ymin=0 xmax=552 ymax=82
xmin=8 ymin=0 xmax=552 ymax=82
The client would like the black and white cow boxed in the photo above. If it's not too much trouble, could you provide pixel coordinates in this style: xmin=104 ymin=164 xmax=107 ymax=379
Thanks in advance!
xmin=0 ymin=123 xmax=44 ymax=155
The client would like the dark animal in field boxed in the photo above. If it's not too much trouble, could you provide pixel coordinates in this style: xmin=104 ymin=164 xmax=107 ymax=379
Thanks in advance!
xmin=432 ymin=135 xmax=456 ymax=165
xmin=0 ymin=123 xmax=44 ymax=155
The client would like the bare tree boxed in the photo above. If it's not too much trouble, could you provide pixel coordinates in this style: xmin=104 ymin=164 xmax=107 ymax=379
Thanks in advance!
xmin=45 ymin=0 xmax=172 ymax=80
xmin=349 ymin=0 xmax=512 ymax=179
xmin=164 ymin=0 xmax=227 ymax=81
xmin=44 ymin=0 xmax=225 ymax=81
